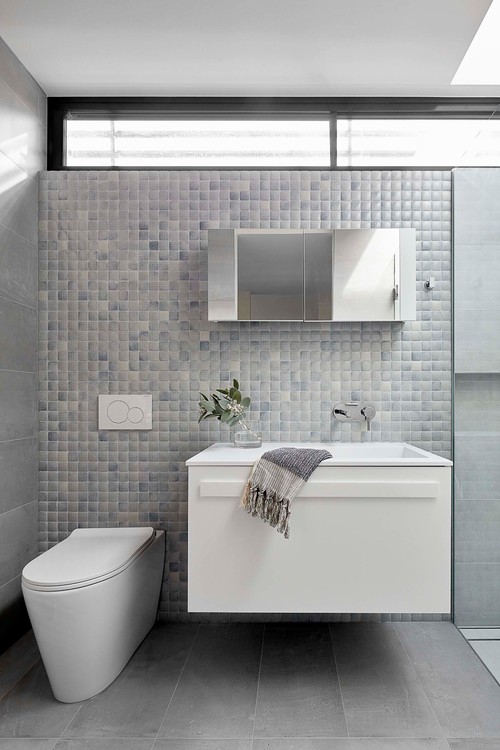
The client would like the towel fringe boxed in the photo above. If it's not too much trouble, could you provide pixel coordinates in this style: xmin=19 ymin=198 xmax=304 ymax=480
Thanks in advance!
xmin=241 ymin=484 xmax=291 ymax=538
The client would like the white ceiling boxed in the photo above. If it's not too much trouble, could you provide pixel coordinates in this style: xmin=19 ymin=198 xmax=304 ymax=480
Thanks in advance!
xmin=0 ymin=0 xmax=497 ymax=97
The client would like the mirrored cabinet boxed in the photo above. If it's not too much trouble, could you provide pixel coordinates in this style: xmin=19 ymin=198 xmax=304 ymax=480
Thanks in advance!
xmin=208 ymin=228 xmax=416 ymax=322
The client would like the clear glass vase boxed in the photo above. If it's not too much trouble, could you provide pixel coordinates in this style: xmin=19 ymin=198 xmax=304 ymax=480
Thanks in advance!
xmin=233 ymin=418 xmax=262 ymax=448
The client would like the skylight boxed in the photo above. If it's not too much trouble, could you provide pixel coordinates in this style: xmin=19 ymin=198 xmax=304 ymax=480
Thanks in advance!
xmin=452 ymin=0 xmax=500 ymax=85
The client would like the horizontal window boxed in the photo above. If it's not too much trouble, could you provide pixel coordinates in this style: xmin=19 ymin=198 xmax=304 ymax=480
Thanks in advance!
xmin=65 ymin=119 xmax=331 ymax=167
xmin=337 ymin=118 xmax=500 ymax=166
xmin=50 ymin=100 xmax=500 ymax=169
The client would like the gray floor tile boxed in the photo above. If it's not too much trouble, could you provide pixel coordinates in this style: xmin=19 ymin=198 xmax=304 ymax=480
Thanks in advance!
xmin=252 ymin=741 xmax=347 ymax=750
xmin=448 ymin=742 xmax=500 ymax=749
xmin=254 ymin=624 xmax=347 ymax=738
xmin=158 ymin=624 xmax=263 ymax=740
xmin=54 ymin=740 xmax=155 ymax=749
xmin=252 ymin=742 xmax=449 ymax=750
xmin=154 ymin=741 xmax=251 ymax=749
xmin=62 ymin=624 xmax=198 ymax=740
xmin=0 ymin=742 xmax=57 ymax=750
xmin=330 ymin=623 xmax=443 ymax=738
xmin=346 ymin=742 xmax=450 ymax=749
xmin=0 ymin=663 xmax=80 ymax=738
xmin=395 ymin=622 xmax=500 ymax=738
xmin=0 ymin=630 xmax=40 ymax=702
xmin=448 ymin=741 xmax=500 ymax=749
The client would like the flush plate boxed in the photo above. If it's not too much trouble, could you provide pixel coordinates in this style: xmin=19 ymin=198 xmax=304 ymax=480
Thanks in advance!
xmin=98 ymin=395 xmax=152 ymax=430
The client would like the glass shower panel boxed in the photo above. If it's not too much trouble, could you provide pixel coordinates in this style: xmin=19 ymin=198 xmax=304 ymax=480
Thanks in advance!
xmin=454 ymin=168 xmax=500 ymax=626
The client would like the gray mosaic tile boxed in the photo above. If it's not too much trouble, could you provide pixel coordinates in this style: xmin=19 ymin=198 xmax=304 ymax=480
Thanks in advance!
xmin=38 ymin=170 xmax=452 ymax=620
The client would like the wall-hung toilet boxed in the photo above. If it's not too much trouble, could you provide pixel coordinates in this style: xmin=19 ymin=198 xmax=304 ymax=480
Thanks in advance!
xmin=22 ymin=527 xmax=165 ymax=703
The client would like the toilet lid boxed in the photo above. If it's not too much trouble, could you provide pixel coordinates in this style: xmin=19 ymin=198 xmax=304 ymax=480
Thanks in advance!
xmin=22 ymin=527 xmax=155 ymax=589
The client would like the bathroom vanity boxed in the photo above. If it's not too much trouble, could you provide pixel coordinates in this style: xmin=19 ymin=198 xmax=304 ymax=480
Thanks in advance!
xmin=186 ymin=443 xmax=452 ymax=614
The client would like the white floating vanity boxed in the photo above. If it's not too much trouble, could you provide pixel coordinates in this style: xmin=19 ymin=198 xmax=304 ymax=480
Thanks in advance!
xmin=186 ymin=443 xmax=452 ymax=614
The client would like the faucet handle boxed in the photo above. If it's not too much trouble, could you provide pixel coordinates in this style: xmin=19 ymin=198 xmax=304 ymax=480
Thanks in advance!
xmin=361 ymin=405 xmax=376 ymax=420
xmin=360 ymin=404 xmax=376 ymax=431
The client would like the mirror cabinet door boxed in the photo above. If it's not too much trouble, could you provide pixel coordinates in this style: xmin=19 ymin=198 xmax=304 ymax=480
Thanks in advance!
xmin=237 ymin=232 xmax=304 ymax=321
xmin=333 ymin=229 xmax=398 ymax=321
xmin=304 ymin=231 xmax=334 ymax=321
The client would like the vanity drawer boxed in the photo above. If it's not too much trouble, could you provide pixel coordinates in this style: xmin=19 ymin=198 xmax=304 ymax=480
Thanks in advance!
xmin=188 ymin=464 xmax=451 ymax=615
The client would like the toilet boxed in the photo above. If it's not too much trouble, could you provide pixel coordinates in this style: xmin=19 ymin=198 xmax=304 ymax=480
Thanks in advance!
xmin=22 ymin=527 xmax=165 ymax=703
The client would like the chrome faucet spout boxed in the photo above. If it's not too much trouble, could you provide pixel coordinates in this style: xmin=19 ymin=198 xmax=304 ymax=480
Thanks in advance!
xmin=333 ymin=402 xmax=377 ymax=431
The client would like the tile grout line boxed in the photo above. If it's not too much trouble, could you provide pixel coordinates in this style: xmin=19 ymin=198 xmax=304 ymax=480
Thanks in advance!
xmin=53 ymin=691 xmax=85 ymax=742
xmin=0 ymin=292 xmax=37 ymax=310
xmin=393 ymin=622 xmax=448 ymax=740
xmin=151 ymin=623 xmax=202 ymax=747
xmin=0 ymin=212 xmax=38 ymax=247
xmin=0 ymin=658 xmax=40 ymax=705
xmin=328 ymin=623 xmax=350 ymax=740
xmin=250 ymin=622 xmax=266 ymax=749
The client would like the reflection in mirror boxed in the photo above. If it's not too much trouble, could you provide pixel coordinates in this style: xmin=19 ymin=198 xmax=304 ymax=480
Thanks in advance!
xmin=237 ymin=233 xmax=304 ymax=320
xmin=304 ymin=232 xmax=333 ymax=320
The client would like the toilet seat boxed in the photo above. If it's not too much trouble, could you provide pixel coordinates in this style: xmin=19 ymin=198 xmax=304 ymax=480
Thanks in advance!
xmin=22 ymin=527 xmax=156 ymax=592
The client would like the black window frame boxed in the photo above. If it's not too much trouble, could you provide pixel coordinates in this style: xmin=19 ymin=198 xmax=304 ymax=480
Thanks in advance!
xmin=48 ymin=96 xmax=500 ymax=171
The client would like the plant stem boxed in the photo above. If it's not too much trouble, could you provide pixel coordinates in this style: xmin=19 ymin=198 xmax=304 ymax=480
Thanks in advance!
xmin=237 ymin=418 xmax=260 ymax=441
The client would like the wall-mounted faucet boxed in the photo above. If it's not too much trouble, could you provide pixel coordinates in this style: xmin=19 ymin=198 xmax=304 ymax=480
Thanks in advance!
xmin=333 ymin=401 xmax=377 ymax=431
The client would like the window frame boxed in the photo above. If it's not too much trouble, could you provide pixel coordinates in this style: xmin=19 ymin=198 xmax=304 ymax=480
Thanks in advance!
xmin=48 ymin=97 xmax=500 ymax=171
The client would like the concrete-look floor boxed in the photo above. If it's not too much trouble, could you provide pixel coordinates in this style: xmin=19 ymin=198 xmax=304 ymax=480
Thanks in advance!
xmin=0 ymin=623 xmax=500 ymax=749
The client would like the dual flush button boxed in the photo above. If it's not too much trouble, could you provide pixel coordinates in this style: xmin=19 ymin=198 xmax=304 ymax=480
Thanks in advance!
xmin=98 ymin=395 xmax=153 ymax=430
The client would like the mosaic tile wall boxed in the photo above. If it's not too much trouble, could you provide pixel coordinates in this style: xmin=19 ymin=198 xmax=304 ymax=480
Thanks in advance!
xmin=38 ymin=169 xmax=452 ymax=621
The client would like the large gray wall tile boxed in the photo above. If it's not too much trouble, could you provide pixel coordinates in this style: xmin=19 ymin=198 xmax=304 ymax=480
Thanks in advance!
xmin=0 ymin=438 xmax=37 ymax=515
xmin=454 ymin=434 xmax=500 ymax=501
xmin=0 ymin=501 xmax=37 ymax=588
xmin=0 ymin=37 xmax=41 ymax=118
xmin=0 ymin=371 xmax=36 ymax=441
xmin=0 ymin=223 xmax=37 ymax=306
xmin=455 ymin=310 xmax=500 ymax=373
xmin=0 ymin=78 xmax=44 ymax=177
xmin=454 ymin=169 xmax=500 ymax=246
xmin=454 ymin=375 xmax=500 ymax=432
xmin=454 ymin=246 xmax=500 ymax=313
xmin=0 ymin=297 xmax=36 ymax=371
xmin=0 ymin=576 xmax=30 ymax=653
xmin=454 ymin=168 xmax=500 ymax=626
xmin=0 ymin=34 xmax=44 ymax=653
xmin=0 ymin=156 xmax=38 ymax=244
xmin=454 ymin=563 xmax=500 ymax=627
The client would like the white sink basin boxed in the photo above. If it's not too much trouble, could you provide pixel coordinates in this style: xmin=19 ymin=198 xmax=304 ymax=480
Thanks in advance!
xmin=186 ymin=442 xmax=452 ymax=467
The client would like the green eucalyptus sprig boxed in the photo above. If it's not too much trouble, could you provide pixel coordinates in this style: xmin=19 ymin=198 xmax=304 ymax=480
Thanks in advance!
xmin=198 ymin=379 xmax=251 ymax=426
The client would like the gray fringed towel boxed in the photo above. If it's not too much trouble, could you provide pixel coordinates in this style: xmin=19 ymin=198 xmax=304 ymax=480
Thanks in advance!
xmin=240 ymin=447 xmax=332 ymax=539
